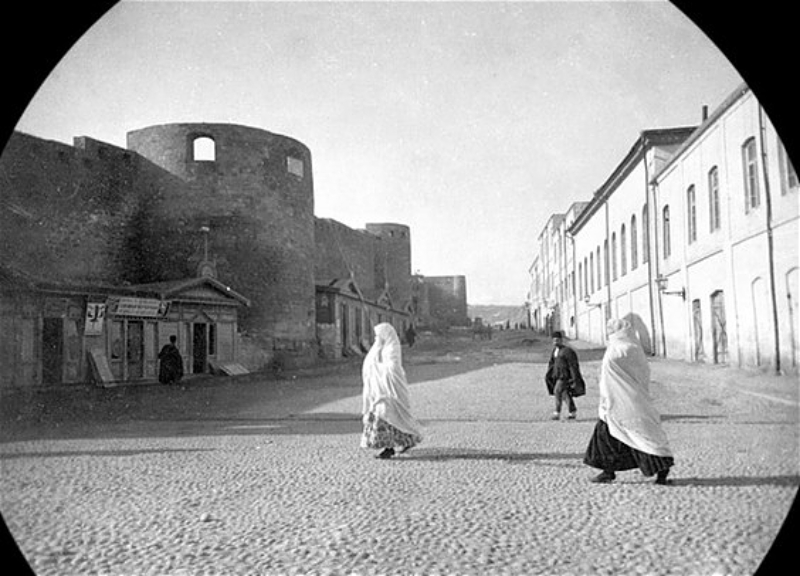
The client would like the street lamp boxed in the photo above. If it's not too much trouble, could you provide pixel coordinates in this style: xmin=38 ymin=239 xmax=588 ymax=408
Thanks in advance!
xmin=655 ymin=275 xmax=686 ymax=300
xmin=583 ymin=295 xmax=602 ymax=309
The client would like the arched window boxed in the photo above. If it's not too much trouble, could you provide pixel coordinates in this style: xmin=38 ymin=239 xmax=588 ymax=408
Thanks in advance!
xmin=642 ymin=205 xmax=649 ymax=264
xmin=687 ymin=185 xmax=697 ymax=243
xmin=620 ymin=224 xmax=627 ymax=276
xmin=584 ymin=257 xmax=589 ymax=297
xmin=611 ymin=232 xmax=618 ymax=281
xmin=604 ymin=240 xmax=609 ymax=286
xmin=192 ymin=136 xmax=216 ymax=161
xmin=742 ymin=137 xmax=760 ymax=212
xmin=596 ymin=246 xmax=602 ymax=289
xmin=708 ymin=166 xmax=721 ymax=232
xmin=663 ymin=205 xmax=671 ymax=259
xmin=631 ymin=215 xmax=638 ymax=270
xmin=578 ymin=262 xmax=583 ymax=300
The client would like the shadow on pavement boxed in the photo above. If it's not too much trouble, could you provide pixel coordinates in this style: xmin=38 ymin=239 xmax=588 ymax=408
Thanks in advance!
xmin=400 ymin=447 xmax=585 ymax=463
xmin=0 ymin=447 xmax=212 ymax=459
xmin=661 ymin=414 xmax=721 ymax=422
xmin=672 ymin=475 xmax=800 ymax=488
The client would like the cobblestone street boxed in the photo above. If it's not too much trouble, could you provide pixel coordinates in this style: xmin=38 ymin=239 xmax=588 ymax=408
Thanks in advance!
xmin=1 ymin=332 xmax=798 ymax=575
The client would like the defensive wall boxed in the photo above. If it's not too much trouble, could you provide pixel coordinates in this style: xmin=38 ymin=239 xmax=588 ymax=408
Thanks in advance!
xmin=1 ymin=124 xmax=430 ymax=373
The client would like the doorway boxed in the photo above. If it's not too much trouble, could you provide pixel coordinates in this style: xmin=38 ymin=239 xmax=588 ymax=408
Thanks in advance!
xmin=193 ymin=323 xmax=208 ymax=374
xmin=692 ymin=299 xmax=705 ymax=362
xmin=127 ymin=321 xmax=144 ymax=380
xmin=42 ymin=318 xmax=63 ymax=384
xmin=710 ymin=290 xmax=728 ymax=364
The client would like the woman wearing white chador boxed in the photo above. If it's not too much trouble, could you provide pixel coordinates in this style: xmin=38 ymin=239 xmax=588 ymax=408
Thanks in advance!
xmin=361 ymin=323 xmax=423 ymax=459
xmin=584 ymin=318 xmax=675 ymax=485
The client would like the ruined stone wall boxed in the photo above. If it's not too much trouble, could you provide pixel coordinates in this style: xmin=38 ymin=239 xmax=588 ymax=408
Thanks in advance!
xmin=314 ymin=218 xmax=377 ymax=291
xmin=0 ymin=132 xmax=147 ymax=283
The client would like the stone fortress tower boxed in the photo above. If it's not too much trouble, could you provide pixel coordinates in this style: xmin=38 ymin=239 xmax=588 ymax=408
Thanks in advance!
xmin=126 ymin=123 xmax=316 ymax=357
xmin=363 ymin=223 xmax=412 ymax=310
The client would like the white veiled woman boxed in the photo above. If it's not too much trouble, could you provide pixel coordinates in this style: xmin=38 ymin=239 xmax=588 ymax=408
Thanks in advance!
xmin=361 ymin=323 xmax=423 ymax=459
xmin=583 ymin=318 xmax=675 ymax=485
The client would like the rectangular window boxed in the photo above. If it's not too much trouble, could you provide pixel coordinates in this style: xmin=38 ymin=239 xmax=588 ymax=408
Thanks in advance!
xmin=743 ymin=138 xmax=760 ymax=212
xmin=287 ymin=156 xmax=304 ymax=178
xmin=631 ymin=216 xmax=638 ymax=270
xmin=620 ymin=225 xmax=627 ymax=276
xmin=663 ymin=206 xmax=671 ymax=259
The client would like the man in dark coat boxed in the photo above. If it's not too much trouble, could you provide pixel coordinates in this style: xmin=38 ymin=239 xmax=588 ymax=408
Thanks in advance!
xmin=158 ymin=335 xmax=184 ymax=385
xmin=544 ymin=331 xmax=585 ymax=420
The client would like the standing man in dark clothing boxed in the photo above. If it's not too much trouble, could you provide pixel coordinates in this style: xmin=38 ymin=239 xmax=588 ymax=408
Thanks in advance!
xmin=158 ymin=335 xmax=184 ymax=385
xmin=405 ymin=324 xmax=417 ymax=348
xmin=545 ymin=331 xmax=586 ymax=420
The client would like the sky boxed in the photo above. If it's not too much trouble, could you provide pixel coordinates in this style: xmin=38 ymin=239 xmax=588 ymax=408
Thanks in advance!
xmin=13 ymin=0 xmax=744 ymax=305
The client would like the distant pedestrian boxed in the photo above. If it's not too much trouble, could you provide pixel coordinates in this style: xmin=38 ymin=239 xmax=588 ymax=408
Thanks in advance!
xmin=361 ymin=323 xmax=423 ymax=459
xmin=545 ymin=330 xmax=586 ymax=420
xmin=405 ymin=324 xmax=417 ymax=348
xmin=158 ymin=335 xmax=184 ymax=385
xmin=584 ymin=318 xmax=674 ymax=485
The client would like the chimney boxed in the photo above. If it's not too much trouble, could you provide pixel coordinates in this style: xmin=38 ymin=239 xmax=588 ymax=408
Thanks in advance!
xmin=702 ymin=105 xmax=709 ymax=122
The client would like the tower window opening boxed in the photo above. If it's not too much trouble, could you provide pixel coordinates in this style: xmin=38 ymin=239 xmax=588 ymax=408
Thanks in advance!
xmin=287 ymin=155 xmax=304 ymax=178
xmin=193 ymin=136 xmax=216 ymax=162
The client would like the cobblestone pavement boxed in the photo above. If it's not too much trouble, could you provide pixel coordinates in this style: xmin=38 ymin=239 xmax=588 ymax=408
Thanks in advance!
xmin=1 ymin=336 xmax=798 ymax=575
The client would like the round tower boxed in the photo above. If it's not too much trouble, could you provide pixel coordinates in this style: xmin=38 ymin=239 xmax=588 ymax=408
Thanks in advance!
xmin=365 ymin=223 xmax=412 ymax=309
xmin=126 ymin=123 xmax=316 ymax=354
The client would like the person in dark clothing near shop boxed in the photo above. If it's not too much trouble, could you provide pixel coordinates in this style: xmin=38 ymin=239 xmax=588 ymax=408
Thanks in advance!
xmin=158 ymin=335 xmax=184 ymax=385
xmin=545 ymin=331 xmax=586 ymax=420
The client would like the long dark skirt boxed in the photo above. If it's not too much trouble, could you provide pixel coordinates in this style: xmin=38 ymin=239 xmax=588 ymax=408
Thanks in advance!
xmin=584 ymin=419 xmax=674 ymax=477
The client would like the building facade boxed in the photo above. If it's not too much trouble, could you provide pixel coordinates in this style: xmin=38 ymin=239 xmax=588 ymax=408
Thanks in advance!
xmin=527 ymin=83 xmax=799 ymax=373
xmin=0 ymin=267 xmax=249 ymax=388
xmin=1 ymin=122 xmax=466 ymax=386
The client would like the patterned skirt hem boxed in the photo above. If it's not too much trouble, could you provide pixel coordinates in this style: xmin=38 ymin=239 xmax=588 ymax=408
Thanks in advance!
xmin=361 ymin=415 xmax=421 ymax=450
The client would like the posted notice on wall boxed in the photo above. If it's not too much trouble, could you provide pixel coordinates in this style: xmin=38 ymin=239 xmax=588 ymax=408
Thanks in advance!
xmin=108 ymin=297 xmax=170 ymax=318
xmin=85 ymin=303 xmax=106 ymax=336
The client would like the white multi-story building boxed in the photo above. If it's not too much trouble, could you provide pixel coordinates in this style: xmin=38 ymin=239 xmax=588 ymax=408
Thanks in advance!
xmin=527 ymin=83 xmax=799 ymax=372
xmin=650 ymin=83 xmax=798 ymax=371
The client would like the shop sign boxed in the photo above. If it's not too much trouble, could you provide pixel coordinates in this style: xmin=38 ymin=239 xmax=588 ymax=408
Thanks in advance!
xmin=108 ymin=297 xmax=170 ymax=318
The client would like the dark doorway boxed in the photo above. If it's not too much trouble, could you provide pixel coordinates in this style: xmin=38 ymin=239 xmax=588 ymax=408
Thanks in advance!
xmin=193 ymin=323 xmax=207 ymax=374
xmin=42 ymin=318 xmax=63 ymax=384
xmin=340 ymin=303 xmax=349 ymax=353
xmin=127 ymin=320 xmax=144 ymax=380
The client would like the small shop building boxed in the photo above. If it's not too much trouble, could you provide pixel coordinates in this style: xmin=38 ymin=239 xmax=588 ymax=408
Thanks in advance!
xmin=315 ymin=278 xmax=412 ymax=359
xmin=0 ymin=267 xmax=250 ymax=389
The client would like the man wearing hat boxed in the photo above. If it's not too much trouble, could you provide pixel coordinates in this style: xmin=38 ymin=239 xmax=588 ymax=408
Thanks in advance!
xmin=544 ymin=330 xmax=586 ymax=420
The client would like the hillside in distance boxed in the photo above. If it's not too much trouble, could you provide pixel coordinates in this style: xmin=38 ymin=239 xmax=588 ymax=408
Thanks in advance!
xmin=467 ymin=304 xmax=529 ymax=327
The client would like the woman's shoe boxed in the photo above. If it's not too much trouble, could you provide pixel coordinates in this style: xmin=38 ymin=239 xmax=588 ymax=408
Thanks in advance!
xmin=590 ymin=470 xmax=616 ymax=483
xmin=376 ymin=448 xmax=395 ymax=459
xmin=655 ymin=470 xmax=673 ymax=485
